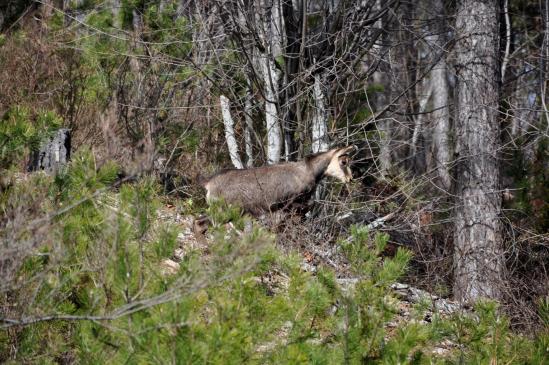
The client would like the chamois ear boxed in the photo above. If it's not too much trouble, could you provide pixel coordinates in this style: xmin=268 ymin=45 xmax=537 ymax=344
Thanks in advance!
xmin=336 ymin=145 xmax=357 ymax=157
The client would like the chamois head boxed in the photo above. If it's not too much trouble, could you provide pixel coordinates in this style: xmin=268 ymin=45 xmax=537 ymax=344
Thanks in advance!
xmin=324 ymin=146 xmax=356 ymax=183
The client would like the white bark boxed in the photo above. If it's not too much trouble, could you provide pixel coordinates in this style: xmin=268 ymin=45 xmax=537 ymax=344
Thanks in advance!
xmin=257 ymin=0 xmax=283 ymax=164
xmin=418 ymin=0 xmax=451 ymax=189
xmin=311 ymin=72 xmax=330 ymax=206
xmin=430 ymin=55 xmax=451 ymax=190
xmin=28 ymin=129 xmax=71 ymax=174
xmin=377 ymin=119 xmax=392 ymax=175
xmin=387 ymin=3 xmax=412 ymax=168
xmin=259 ymin=56 xmax=282 ymax=164
xmin=244 ymin=85 xmax=254 ymax=167
xmin=311 ymin=73 xmax=330 ymax=153
xmin=411 ymin=80 xmax=432 ymax=158
xmin=270 ymin=0 xmax=284 ymax=59
xmin=542 ymin=0 xmax=549 ymax=130
xmin=220 ymin=95 xmax=244 ymax=169
xmin=132 ymin=9 xmax=143 ymax=34
xmin=501 ymin=0 xmax=511 ymax=82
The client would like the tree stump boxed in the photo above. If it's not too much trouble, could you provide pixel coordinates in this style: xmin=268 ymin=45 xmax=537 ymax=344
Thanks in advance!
xmin=28 ymin=129 xmax=71 ymax=174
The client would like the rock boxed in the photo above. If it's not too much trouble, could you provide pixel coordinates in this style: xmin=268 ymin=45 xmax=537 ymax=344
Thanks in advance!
xmin=160 ymin=259 xmax=180 ymax=275
xmin=336 ymin=278 xmax=359 ymax=293
xmin=173 ymin=248 xmax=186 ymax=261
xmin=431 ymin=339 xmax=457 ymax=356
xmin=390 ymin=282 xmax=462 ymax=315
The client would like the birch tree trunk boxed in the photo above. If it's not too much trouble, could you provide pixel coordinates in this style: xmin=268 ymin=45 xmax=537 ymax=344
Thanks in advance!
xmin=244 ymin=83 xmax=254 ymax=167
xmin=413 ymin=0 xmax=451 ymax=183
xmin=258 ymin=0 xmax=283 ymax=164
xmin=220 ymin=95 xmax=244 ymax=169
xmin=411 ymin=77 xmax=432 ymax=173
xmin=311 ymin=71 xmax=329 ymax=210
xmin=453 ymin=0 xmax=504 ymax=303
xmin=431 ymin=56 xmax=451 ymax=189
xmin=259 ymin=55 xmax=282 ymax=164
xmin=428 ymin=0 xmax=451 ymax=190
xmin=311 ymin=72 xmax=330 ymax=153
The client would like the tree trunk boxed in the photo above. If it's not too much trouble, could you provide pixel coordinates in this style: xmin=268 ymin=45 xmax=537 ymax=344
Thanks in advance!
xmin=411 ymin=77 xmax=432 ymax=173
xmin=388 ymin=1 xmax=413 ymax=169
xmin=374 ymin=1 xmax=412 ymax=175
xmin=453 ymin=0 xmax=504 ymax=303
xmin=372 ymin=0 xmax=392 ymax=175
xmin=428 ymin=0 xmax=451 ymax=190
xmin=280 ymin=0 xmax=302 ymax=161
xmin=430 ymin=56 xmax=451 ymax=190
xmin=259 ymin=54 xmax=282 ymax=164
xmin=220 ymin=95 xmax=244 ymax=169
xmin=244 ymin=83 xmax=255 ymax=167
xmin=258 ymin=0 xmax=283 ymax=164
xmin=311 ymin=72 xmax=330 ymax=153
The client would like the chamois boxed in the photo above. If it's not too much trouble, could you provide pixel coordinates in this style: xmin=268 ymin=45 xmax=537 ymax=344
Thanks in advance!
xmin=201 ymin=146 xmax=356 ymax=217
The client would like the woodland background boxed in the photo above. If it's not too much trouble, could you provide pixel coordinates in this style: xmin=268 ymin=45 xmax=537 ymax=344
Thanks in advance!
xmin=0 ymin=0 xmax=548 ymax=363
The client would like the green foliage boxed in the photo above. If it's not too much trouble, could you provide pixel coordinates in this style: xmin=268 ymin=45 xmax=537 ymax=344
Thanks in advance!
xmin=0 ymin=146 xmax=546 ymax=364
xmin=367 ymin=83 xmax=385 ymax=94
xmin=438 ymin=300 xmax=549 ymax=364
xmin=0 ymin=106 xmax=62 ymax=169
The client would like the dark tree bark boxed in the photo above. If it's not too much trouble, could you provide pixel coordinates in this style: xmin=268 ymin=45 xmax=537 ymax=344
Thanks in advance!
xmin=453 ymin=0 xmax=504 ymax=303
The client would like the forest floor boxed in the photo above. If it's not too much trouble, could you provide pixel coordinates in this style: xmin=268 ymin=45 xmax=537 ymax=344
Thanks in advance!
xmin=155 ymin=200 xmax=464 ymax=357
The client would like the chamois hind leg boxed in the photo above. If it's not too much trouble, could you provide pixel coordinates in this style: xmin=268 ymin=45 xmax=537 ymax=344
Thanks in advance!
xmin=256 ymin=210 xmax=287 ymax=231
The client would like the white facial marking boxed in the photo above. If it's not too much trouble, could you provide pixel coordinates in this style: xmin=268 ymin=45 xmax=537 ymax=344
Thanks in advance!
xmin=325 ymin=148 xmax=353 ymax=183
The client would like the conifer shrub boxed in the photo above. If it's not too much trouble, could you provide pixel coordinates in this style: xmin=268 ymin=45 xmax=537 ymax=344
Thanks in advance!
xmin=0 ymin=107 xmax=62 ymax=169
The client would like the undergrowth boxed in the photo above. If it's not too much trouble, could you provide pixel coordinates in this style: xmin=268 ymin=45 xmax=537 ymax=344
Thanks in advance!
xmin=0 ymin=150 xmax=547 ymax=364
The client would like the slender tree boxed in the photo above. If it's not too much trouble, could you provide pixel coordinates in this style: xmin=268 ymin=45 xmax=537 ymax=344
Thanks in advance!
xmin=425 ymin=0 xmax=451 ymax=189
